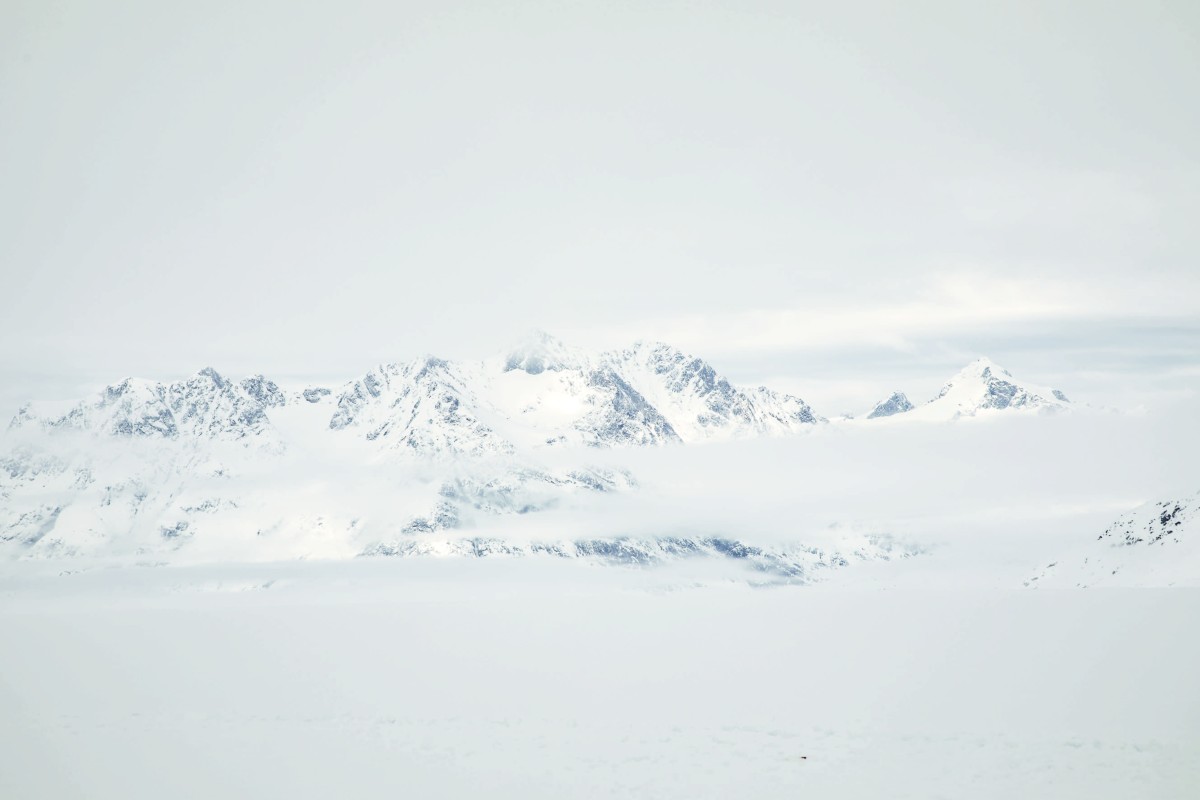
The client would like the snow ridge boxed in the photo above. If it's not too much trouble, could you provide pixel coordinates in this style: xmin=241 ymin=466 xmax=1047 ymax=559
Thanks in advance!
xmin=1028 ymin=491 xmax=1200 ymax=588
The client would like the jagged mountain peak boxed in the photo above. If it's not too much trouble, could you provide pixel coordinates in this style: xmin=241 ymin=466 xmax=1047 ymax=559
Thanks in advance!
xmin=412 ymin=354 xmax=452 ymax=371
xmin=616 ymin=339 xmax=699 ymax=367
xmin=328 ymin=357 xmax=512 ymax=456
xmin=577 ymin=367 xmax=681 ymax=447
xmin=911 ymin=357 xmax=1072 ymax=420
xmin=194 ymin=366 xmax=229 ymax=386
xmin=9 ymin=368 xmax=288 ymax=441
xmin=610 ymin=340 xmax=724 ymax=382
xmin=239 ymin=375 xmax=287 ymax=408
xmin=867 ymin=392 xmax=914 ymax=419
xmin=951 ymin=356 xmax=1013 ymax=381
xmin=604 ymin=341 xmax=821 ymax=440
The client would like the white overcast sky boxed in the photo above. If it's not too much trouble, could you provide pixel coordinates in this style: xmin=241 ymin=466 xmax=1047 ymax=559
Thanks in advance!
xmin=2 ymin=0 xmax=1198 ymax=415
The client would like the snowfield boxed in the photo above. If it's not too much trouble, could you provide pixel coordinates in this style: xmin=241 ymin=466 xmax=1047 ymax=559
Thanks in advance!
xmin=1 ymin=560 xmax=1198 ymax=799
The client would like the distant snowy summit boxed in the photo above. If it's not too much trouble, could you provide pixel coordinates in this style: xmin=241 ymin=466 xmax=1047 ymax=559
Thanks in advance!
xmin=866 ymin=392 xmax=914 ymax=419
xmin=862 ymin=358 xmax=1073 ymax=422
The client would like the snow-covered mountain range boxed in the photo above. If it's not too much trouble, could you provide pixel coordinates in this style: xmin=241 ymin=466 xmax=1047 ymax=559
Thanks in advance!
xmin=9 ymin=333 xmax=826 ymax=453
xmin=0 ymin=337 xmax=1079 ymax=566
xmin=862 ymin=357 xmax=1073 ymax=421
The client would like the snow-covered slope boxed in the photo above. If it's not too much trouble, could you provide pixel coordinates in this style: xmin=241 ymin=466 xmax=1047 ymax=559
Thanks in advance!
xmin=483 ymin=358 xmax=681 ymax=449
xmin=328 ymin=357 xmax=515 ymax=457
xmin=603 ymin=341 xmax=822 ymax=440
xmin=0 ymin=428 xmax=644 ymax=561
xmin=1028 ymin=491 xmax=1200 ymax=588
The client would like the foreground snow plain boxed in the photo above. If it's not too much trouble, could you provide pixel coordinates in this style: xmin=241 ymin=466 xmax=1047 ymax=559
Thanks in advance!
xmin=1 ymin=559 xmax=1198 ymax=799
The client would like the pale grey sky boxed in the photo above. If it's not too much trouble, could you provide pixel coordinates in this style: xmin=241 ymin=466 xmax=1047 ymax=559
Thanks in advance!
xmin=2 ymin=0 xmax=1198 ymax=415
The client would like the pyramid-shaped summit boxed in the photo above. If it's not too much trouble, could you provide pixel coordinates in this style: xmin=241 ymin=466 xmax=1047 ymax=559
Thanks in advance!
xmin=908 ymin=357 xmax=1072 ymax=420
xmin=867 ymin=391 xmax=914 ymax=419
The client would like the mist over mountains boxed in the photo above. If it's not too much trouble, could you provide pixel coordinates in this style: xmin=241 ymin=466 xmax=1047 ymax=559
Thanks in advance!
xmin=3 ymin=332 xmax=1192 ymax=587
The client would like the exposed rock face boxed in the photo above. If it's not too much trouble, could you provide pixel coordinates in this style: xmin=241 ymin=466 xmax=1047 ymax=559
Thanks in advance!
xmin=10 ymin=368 xmax=284 ymax=442
xmin=867 ymin=392 xmax=914 ymax=419
xmin=602 ymin=341 xmax=822 ymax=440
xmin=328 ymin=357 xmax=513 ymax=457
xmin=1027 ymin=491 xmax=1200 ymax=588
